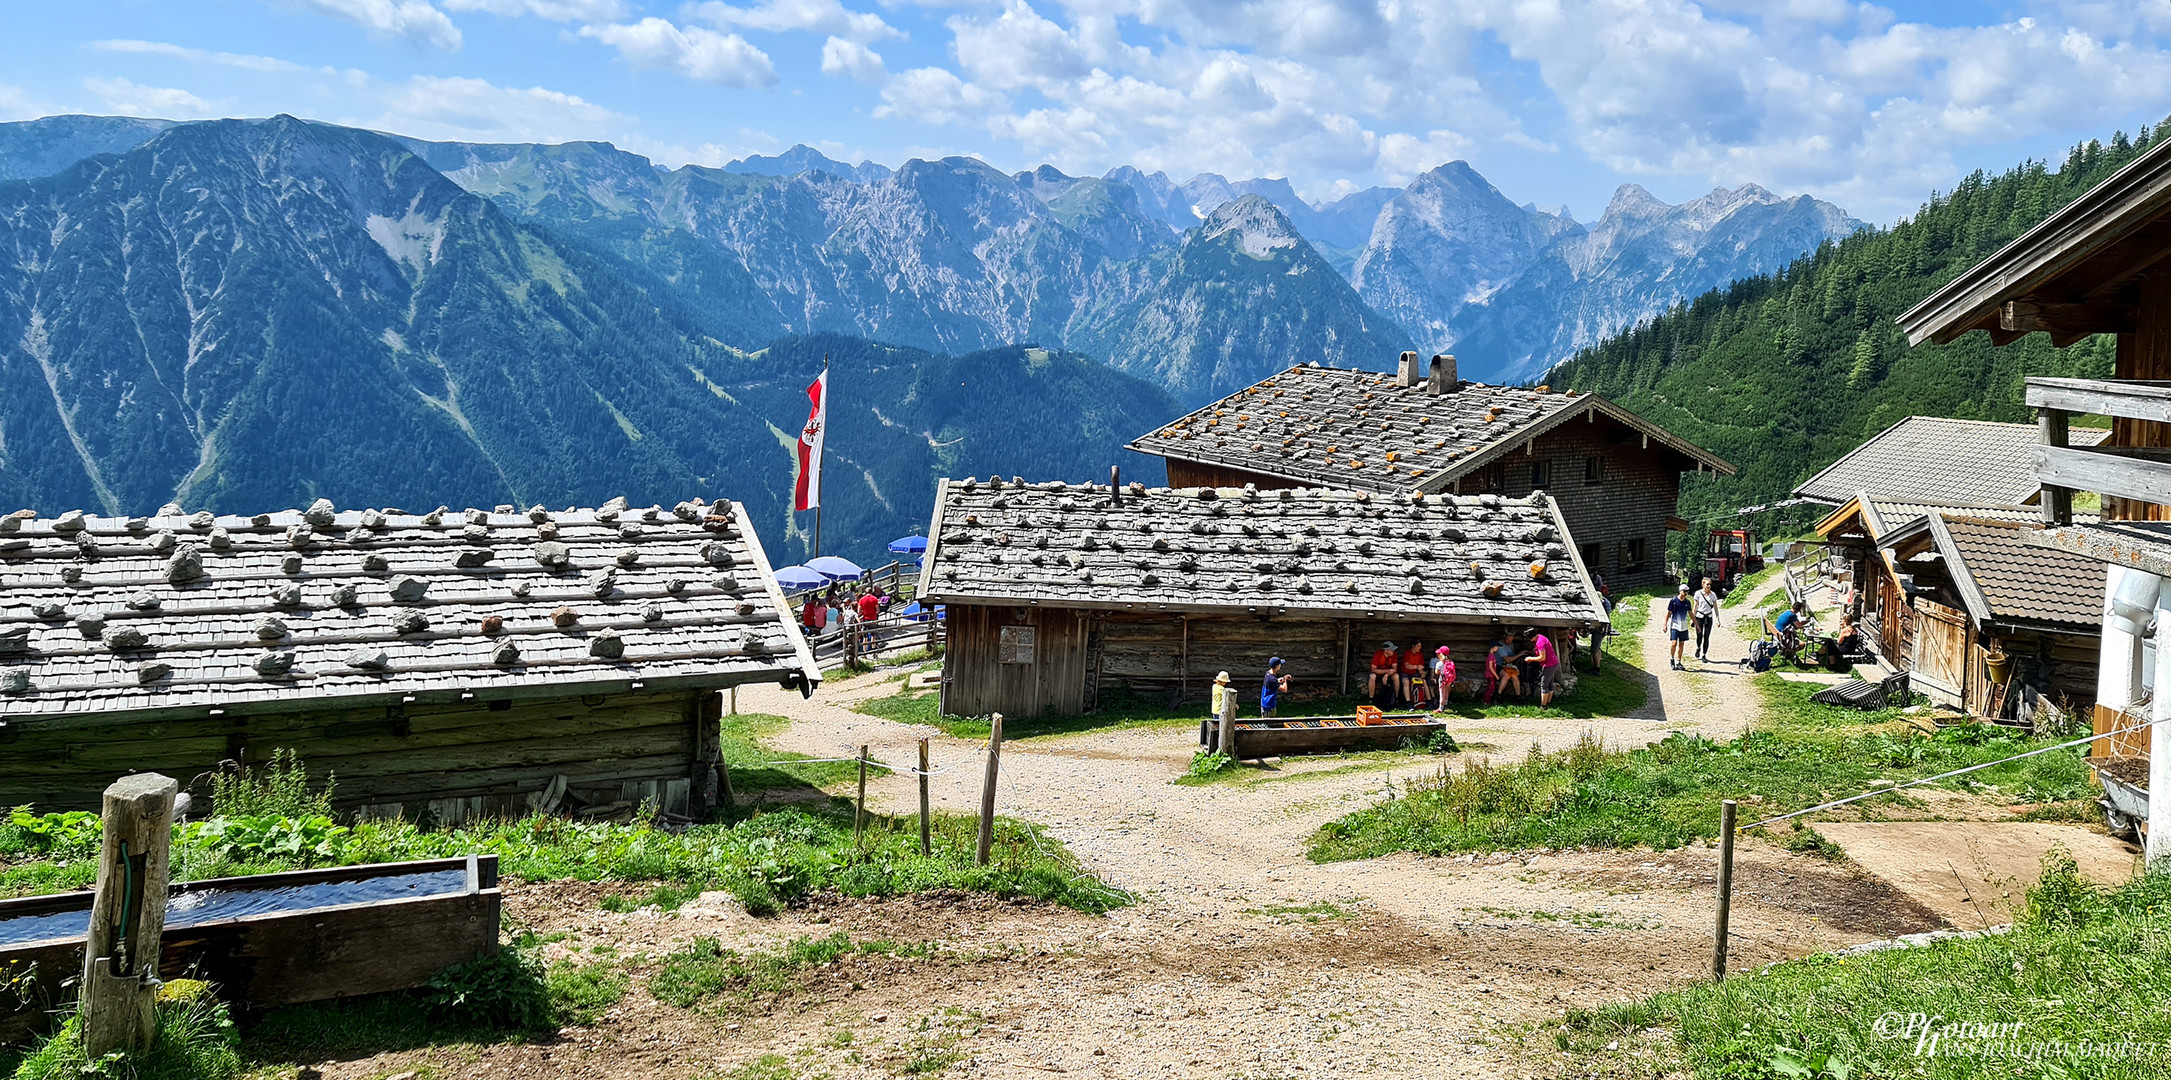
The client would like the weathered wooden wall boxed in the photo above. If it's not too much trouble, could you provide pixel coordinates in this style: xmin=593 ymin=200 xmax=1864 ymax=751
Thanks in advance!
xmin=1164 ymin=459 xmax=1293 ymax=490
xmin=941 ymin=604 xmax=1090 ymax=718
xmin=0 ymin=689 xmax=713 ymax=818
xmin=1967 ymin=628 xmax=2099 ymax=719
xmin=1454 ymin=416 xmax=1684 ymax=589
xmin=944 ymin=605 xmax=1585 ymax=717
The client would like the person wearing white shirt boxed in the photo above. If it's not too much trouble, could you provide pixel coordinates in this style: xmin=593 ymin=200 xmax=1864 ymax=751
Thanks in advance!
xmin=1692 ymin=579 xmax=1721 ymax=662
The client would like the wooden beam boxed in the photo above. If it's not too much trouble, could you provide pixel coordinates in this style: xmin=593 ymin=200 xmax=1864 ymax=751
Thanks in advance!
xmin=1988 ymin=327 xmax=2028 ymax=346
xmin=2040 ymin=408 xmax=2073 ymax=526
xmin=2027 ymin=376 xmax=2171 ymax=424
xmin=2002 ymin=299 xmax=2137 ymax=337
xmin=2035 ymin=443 xmax=2171 ymax=506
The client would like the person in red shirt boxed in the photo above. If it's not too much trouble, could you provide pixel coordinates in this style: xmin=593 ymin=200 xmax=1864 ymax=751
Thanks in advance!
xmin=801 ymin=596 xmax=827 ymax=637
xmin=1399 ymin=641 xmax=1427 ymax=707
xmin=855 ymin=589 xmax=880 ymax=623
xmin=1368 ymin=641 xmax=1398 ymax=705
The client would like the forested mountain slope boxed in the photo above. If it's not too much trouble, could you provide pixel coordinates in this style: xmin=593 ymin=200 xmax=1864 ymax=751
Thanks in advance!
xmin=1551 ymin=126 xmax=2164 ymax=555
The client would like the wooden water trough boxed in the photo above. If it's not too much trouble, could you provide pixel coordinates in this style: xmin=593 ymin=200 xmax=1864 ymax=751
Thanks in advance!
xmin=1199 ymin=713 xmax=1447 ymax=758
xmin=0 ymin=855 xmax=500 ymax=1044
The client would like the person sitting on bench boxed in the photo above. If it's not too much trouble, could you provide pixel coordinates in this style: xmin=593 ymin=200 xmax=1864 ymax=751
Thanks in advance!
xmin=1369 ymin=641 xmax=1399 ymax=705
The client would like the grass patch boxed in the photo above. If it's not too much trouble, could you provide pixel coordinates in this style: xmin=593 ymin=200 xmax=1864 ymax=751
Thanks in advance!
xmin=546 ymin=958 xmax=629 ymax=1026
xmin=1552 ymin=858 xmax=2171 ymax=1079
xmin=1310 ymin=676 xmax=2093 ymax=860
xmin=719 ymin=712 xmax=863 ymax=799
xmin=1433 ymin=661 xmax=1648 ymax=720
xmin=1242 ymin=901 xmax=1354 ymax=922
xmin=6 ymin=982 xmax=241 ymax=1080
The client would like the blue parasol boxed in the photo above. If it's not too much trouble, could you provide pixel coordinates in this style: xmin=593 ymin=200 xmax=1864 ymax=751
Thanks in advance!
xmin=887 ymin=535 xmax=929 ymax=555
xmin=773 ymin=565 xmax=826 ymax=591
xmin=806 ymin=555 xmax=865 ymax=580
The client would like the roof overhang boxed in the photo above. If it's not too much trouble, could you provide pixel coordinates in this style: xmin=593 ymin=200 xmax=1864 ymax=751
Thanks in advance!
xmin=1898 ymin=136 xmax=2171 ymax=347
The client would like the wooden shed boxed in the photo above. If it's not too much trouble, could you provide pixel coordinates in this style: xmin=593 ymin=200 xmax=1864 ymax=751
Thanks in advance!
xmin=1879 ymin=513 xmax=2103 ymax=721
xmin=1124 ymin=354 xmax=1733 ymax=588
xmin=0 ymin=497 xmax=819 ymax=817
xmin=916 ymin=478 xmax=1610 ymax=719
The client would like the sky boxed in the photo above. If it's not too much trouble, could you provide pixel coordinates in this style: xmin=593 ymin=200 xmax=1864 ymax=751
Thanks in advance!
xmin=4 ymin=1 xmax=2171 ymax=223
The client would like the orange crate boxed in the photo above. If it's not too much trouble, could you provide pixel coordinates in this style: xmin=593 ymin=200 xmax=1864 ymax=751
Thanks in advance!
xmin=1355 ymin=706 xmax=1384 ymax=726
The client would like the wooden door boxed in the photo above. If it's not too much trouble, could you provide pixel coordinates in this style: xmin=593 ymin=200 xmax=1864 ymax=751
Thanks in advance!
xmin=1911 ymin=600 xmax=1970 ymax=708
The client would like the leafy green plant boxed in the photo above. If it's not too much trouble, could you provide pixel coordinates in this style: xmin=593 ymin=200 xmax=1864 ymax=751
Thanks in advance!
xmin=1184 ymin=752 xmax=1234 ymax=779
xmin=0 ymin=808 xmax=102 ymax=860
xmin=8 ymin=986 xmax=242 ymax=1080
xmin=178 ymin=814 xmax=348 ymax=864
xmin=207 ymin=749 xmax=333 ymax=819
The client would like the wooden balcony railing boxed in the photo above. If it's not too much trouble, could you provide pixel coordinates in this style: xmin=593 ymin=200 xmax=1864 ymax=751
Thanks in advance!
xmin=2026 ymin=377 xmax=2171 ymax=524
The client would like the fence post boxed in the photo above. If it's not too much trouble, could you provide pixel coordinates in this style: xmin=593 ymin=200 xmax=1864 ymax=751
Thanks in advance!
xmin=976 ymin=713 xmax=1004 ymax=866
xmin=918 ymin=737 xmax=932 ymax=857
xmin=854 ymin=744 xmax=869 ymax=843
xmin=1713 ymin=799 xmax=1738 ymax=982
xmin=1217 ymin=682 xmax=1238 ymax=759
xmin=82 ymin=772 xmax=180 ymax=1059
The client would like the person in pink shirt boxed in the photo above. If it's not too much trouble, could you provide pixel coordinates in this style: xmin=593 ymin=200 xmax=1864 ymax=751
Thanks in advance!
xmin=1433 ymin=645 xmax=1455 ymax=706
xmin=1529 ymin=627 xmax=1562 ymax=708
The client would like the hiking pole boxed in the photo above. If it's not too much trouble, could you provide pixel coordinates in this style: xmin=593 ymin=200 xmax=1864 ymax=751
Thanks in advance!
xmin=1713 ymin=799 xmax=1737 ymax=982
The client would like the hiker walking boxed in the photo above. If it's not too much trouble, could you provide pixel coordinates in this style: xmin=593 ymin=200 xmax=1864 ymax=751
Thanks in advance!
xmin=1666 ymin=584 xmax=1693 ymax=670
xmin=1692 ymin=577 xmax=1721 ymax=662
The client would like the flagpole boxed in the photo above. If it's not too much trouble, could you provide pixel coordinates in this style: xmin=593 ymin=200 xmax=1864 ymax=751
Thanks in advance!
xmin=814 ymin=353 xmax=828 ymax=559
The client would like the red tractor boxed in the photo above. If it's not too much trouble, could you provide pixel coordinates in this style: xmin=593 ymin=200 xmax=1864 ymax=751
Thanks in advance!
xmin=1701 ymin=529 xmax=1764 ymax=596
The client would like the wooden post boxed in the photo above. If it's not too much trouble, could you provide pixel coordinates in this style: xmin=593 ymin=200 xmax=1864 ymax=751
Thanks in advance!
xmin=82 ymin=772 xmax=180 ymax=1059
xmin=2041 ymin=407 xmax=2073 ymax=526
xmin=1217 ymin=677 xmax=1238 ymax=759
xmin=729 ymin=686 xmax=738 ymax=715
xmin=918 ymin=737 xmax=932 ymax=857
xmin=1713 ymin=800 xmax=1737 ymax=982
xmin=854 ymin=744 xmax=869 ymax=843
xmin=976 ymin=713 xmax=1004 ymax=866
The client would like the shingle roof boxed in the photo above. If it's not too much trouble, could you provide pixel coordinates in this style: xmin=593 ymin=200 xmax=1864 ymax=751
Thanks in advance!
xmin=917 ymin=478 xmax=1610 ymax=626
xmin=1935 ymin=515 xmax=2105 ymax=631
xmin=0 ymin=497 xmax=818 ymax=722
xmin=1123 ymin=364 xmax=1732 ymax=495
xmin=1793 ymin=416 xmax=2110 ymax=506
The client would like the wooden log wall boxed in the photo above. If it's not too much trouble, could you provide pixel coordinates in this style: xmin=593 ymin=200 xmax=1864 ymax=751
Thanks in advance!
xmin=2109 ymin=272 xmax=2171 ymax=521
xmin=941 ymin=604 xmax=1089 ymax=718
xmin=1967 ymin=628 xmax=2100 ymax=719
xmin=0 ymin=689 xmax=712 ymax=819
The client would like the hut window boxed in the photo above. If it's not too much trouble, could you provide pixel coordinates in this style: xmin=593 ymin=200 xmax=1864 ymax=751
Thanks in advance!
xmin=1624 ymin=538 xmax=1647 ymax=572
xmin=1583 ymin=456 xmax=1604 ymax=485
xmin=999 ymin=625 xmax=1037 ymax=664
xmin=1529 ymin=460 xmax=1551 ymax=489
xmin=1579 ymin=542 xmax=1601 ymax=570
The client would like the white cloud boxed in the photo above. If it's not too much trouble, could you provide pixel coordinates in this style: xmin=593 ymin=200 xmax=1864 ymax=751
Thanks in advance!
xmin=875 ymin=67 xmax=1006 ymax=127
xmin=820 ymin=37 xmax=888 ymax=83
xmin=580 ymin=18 xmax=778 ymax=87
xmin=0 ymin=85 xmax=44 ymax=122
xmin=92 ymin=39 xmax=321 ymax=74
xmin=948 ymin=1 xmax=1089 ymax=92
xmin=370 ymin=74 xmax=631 ymax=142
xmin=82 ymin=77 xmax=223 ymax=119
xmin=283 ymin=0 xmax=463 ymax=50
xmin=439 ymin=0 xmax=626 ymax=19
xmin=686 ymin=0 xmax=902 ymax=45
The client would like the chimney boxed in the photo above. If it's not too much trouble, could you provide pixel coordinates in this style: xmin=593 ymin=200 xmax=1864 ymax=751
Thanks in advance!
xmin=1428 ymin=354 xmax=1457 ymax=394
xmin=1396 ymin=351 xmax=1419 ymax=387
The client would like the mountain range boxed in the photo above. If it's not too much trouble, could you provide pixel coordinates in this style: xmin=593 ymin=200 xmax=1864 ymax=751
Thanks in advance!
xmin=0 ymin=116 xmax=1174 ymax=567
xmin=2 ymin=116 xmax=1860 ymax=393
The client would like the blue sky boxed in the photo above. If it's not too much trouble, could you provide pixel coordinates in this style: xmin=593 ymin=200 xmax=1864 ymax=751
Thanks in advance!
xmin=4 ymin=1 xmax=2170 ymax=223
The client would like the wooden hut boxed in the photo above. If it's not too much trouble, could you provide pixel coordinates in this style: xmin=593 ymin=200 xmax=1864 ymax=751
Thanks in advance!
xmin=0 ymin=497 xmax=818 ymax=817
xmin=1877 ymin=513 xmax=2102 ymax=720
xmin=1123 ymin=355 xmax=1733 ymax=587
xmin=1897 ymin=131 xmax=2171 ymax=855
xmin=916 ymin=478 xmax=1609 ymax=718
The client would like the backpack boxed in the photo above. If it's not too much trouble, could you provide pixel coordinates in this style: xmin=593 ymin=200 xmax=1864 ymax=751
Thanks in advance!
xmin=1745 ymin=640 xmax=1775 ymax=672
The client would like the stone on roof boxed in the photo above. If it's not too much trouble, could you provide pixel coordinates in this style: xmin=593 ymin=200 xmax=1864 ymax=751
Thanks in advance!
xmin=1124 ymin=363 xmax=1732 ymax=494
xmin=919 ymin=480 xmax=1609 ymax=625
xmin=1794 ymin=416 xmax=2110 ymax=506
xmin=0 ymin=499 xmax=817 ymax=722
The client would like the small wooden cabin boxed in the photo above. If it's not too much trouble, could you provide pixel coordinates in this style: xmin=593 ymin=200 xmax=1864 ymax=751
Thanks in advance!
xmin=1879 ymin=513 xmax=2103 ymax=721
xmin=916 ymin=478 xmax=1610 ymax=718
xmin=1123 ymin=355 xmax=1733 ymax=588
xmin=0 ymin=498 xmax=819 ymax=817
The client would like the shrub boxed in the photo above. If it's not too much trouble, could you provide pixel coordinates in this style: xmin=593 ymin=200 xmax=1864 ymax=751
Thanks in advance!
xmin=421 ymin=940 xmax=552 ymax=1032
xmin=207 ymin=749 xmax=333 ymax=819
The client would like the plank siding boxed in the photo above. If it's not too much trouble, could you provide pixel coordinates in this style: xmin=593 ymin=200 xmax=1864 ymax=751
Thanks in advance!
xmin=0 ymin=690 xmax=711 ymax=816
xmin=942 ymin=604 xmax=1089 ymax=718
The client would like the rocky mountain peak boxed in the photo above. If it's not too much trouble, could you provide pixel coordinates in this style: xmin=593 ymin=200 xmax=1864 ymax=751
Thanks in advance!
xmin=1201 ymin=194 xmax=1303 ymax=257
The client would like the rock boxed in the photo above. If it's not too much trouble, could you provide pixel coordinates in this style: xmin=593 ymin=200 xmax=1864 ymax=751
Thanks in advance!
xmin=149 ymin=531 xmax=176 ymax=554
xmin=666 ymin=579 xmax=686 ymax=594
xmin=75 ymin=612 xmax=106 ymax=638
xmin=255 ymin=652 xmax=294 ymax=677
xmin=615 ymin=548 xmax=640 ymax=568
xmin=641 ymin=506 xmax=661 ymax=522
xmin=304 ymin=498 xmax=337 ymax=526
xmin=255 ymin=616 xmax=289 ymax=641
xmin=1408 ymin=578 xmax=1426 ymax=595
xmin=59 ymin=565 xmax=82 ymax=583
xmin=393 ymin=611 xmax=430 ymax=635
xmin=0 ymin=669 xmax=28 ymax=694
xmin=701 ymin=542 xmax=735 ymax=568
xmin=508 ymin=581 xmax=532 ymax=598
xmin=208 ymin=528 xmax=232 ymax=551
xmin=391 ymin=577 xmax=429 ymax=603
xmin=673 ymin=501 xmax=701 ymax=521
xmin=551 ymin=606 xmax=579 ymax=628
xmin=345 ymin=648 xmax=390 ymax=671
xmin=103 ymin=626 xmax=150 ymax=650
xmin=421 ymin=507 xmax=446 ymax=526
xmin=281 ymin=554 xmax=304 ymax=575
xmin=532 ymin=541 xmax=571 ymax=569
xmin=465 ymin=508 xmax=489 ymax=526
xmin=480 ymin=615 xmax=505 ymax=635
xmin=742 ymin=634 xmax=768 ymax=655
xmin=641 ymin=602 xmax=663 ymax=622
xmin=363 ymin=554 xmax=390 ymax=573
xmin=249 ymin=514 xmax=272 ymax=528
xmin=492 ymin=641 xmax=521 ymax=665
xmin=285 ymin=524 xmax=316 ymax=549
xmin=0 ymin=626 xmax=30 ymax=654
xmin=31 ymin=602 xmax=64 ymax=619
xmin=126 ymin=591 xmax=161 ymax=611
xmin=187 ymin=511 xmax=215 ymax=530
xmin=330 ymin=583 xmax=360 ymax=607
xmin=456 ymin=549 xmax=495 ymax=569
xmin=269 ymin=584 xmax=303 ymax=608
xmin=600 ymin=495 xmax=629 ymax=515
xmin=537 ymin=522 xmax=559 ymax=540
xmin=462 ymin=523 xmax=490 ymax=543
xmin=360 ymin=510 xmax=387 ymax=530
xmin=51 ymin=510 xmax=85 ymax=534
xmin=589 ymin=632 xmax=625 ymax=660
xmin=586 ymin=567 xmax=617 ymax=598
xmin=528 ymin=505 xmax=551 ymax=523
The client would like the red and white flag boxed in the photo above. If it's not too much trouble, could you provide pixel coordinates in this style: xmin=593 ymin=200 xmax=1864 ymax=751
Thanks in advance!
xmin=794 ymin=370 xmax=827 ymax=511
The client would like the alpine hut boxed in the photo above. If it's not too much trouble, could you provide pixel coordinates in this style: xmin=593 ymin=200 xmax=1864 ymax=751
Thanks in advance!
xmin=0 ymin=497 xmax=818 ymax=818
xmin=916 ymin=477 xmax=1609 ymax=719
